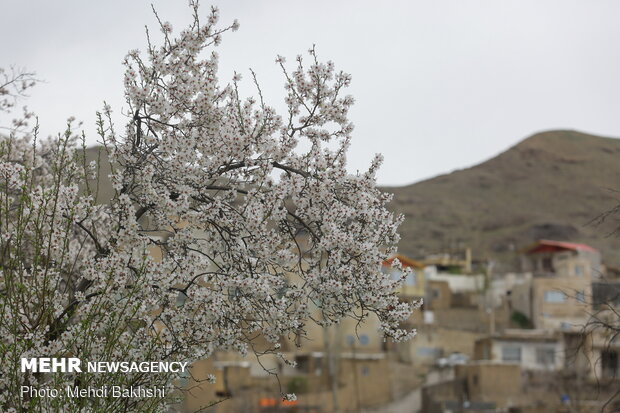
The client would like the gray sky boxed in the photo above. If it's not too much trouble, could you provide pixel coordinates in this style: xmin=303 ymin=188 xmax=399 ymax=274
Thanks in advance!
xmin=2 ymin=0 xmax=620 ymax=186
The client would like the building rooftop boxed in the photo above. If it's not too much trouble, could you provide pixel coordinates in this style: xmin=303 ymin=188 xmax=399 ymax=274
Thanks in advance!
xmin=523 ymin=239 xmax=597 ymax=254
xmin=488 ymin=329 xmax=560 ymax=342
xmin=383 ymin=254 xmax=425 ymax=269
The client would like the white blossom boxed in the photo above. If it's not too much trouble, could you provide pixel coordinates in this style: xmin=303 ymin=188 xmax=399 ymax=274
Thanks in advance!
xmin=0 ymin=2 xmax=416 ymax=411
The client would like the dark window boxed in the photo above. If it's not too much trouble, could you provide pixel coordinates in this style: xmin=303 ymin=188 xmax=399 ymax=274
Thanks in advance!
xmin=295 ymin=355 xmax=311 ymax=373
xmin=482 ymin=345 xmax=490 ymax=360
xmin=602 ymin=350 xmax=618 ymax=379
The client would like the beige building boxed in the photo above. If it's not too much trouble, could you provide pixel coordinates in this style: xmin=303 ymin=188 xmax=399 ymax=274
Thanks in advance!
xmin=402 ymin=326 xmax=485 ymax=365
xmin=427 ymin=280 xmax=452 ymax=310
xmin=520 ymin=240 xmax=600 ymax=330
xmin=474 ymin=329 xmax=565 ymax=371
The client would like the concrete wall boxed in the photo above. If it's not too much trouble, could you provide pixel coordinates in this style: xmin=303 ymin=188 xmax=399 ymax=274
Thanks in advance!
xmin=428 ymin=307 xmax=510 ymax=333
xmin=456 ymin=363 xmax=522 ymax=409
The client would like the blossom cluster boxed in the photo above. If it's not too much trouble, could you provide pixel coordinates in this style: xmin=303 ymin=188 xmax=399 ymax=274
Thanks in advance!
xmin=0 ymin=2 xmax=416 ymax=411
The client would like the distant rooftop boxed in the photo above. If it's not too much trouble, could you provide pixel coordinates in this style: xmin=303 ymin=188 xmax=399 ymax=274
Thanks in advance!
xmin=383 ymin=254 xmax=424 ymax=269
xmin=523 ymin=239 xmax=597 ymax=254
xmin=489 ymin=329 xmax=559 ymax=342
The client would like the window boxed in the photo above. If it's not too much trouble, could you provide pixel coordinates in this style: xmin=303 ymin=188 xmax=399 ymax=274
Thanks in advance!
xmin=417 ymin=347 xmax=442 ymax=357
xmin=502 ymin=346 xmax=521 ymax=362
xmin=390 ymin=269 xmax=416 ymax=285
xmin=314 ymin=356 xmax=323 ymax=376
xmin=389 ymin=270 xmax=402 ymax=281
xmin=405 ymin=270 xmax=417 ymax=286
xmin=482 ymin=345 xmax=490 ymax=360
xmin=361 ymin=365 xmax=370 ymax=376
xmin=295 ymin=355 xmax=311 ymax=373
xmin=601 ymin=350 xmax=618 ymax=379
xmin=347 ymin=334 xmax=370 ymax=346
xmin=176 ymin=291 xmax=188 ymax=307
xmin=536 ymin=347 xmax=556 ymax=366
xmin=544 ymin=291 xmax=566 ymax=303
xmin=560 ymin=322 xmax=572 ymax=330
xmin=575 ymin=291 xmax=585 ymax=303
xmin=178 ymin=370 xmax=190 ymax=388
xmin=575 ymin=265 xmax=584 ymax=277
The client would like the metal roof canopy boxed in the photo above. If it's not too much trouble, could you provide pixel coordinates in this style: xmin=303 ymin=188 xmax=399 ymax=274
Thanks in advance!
xmin=523 ymin=239 xmax=597 ymax=254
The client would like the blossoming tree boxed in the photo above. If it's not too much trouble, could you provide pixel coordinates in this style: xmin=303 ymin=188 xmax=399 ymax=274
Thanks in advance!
xmin=0 ymin=2 xmax=416 ymax=411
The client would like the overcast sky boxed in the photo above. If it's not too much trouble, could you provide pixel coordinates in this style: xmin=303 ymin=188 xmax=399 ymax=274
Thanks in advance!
xmin=2 ymin=0 xmax=620 ymax=186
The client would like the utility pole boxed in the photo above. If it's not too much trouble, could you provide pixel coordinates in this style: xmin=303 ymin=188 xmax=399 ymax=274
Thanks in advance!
xmin=323 ymin=324 xmax=340 ymax=413
xmin=351 ymin=341 xmax=362 ymax=413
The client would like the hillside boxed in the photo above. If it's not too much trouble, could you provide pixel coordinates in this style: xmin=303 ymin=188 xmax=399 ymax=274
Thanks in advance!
xmin=384 ymin=130 xmax=620 ymax=271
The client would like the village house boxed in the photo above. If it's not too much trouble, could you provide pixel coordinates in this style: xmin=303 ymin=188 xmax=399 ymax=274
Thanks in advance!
xmin=473 ymin=329 xmax=565 ymax=371
xmin=519 ymin=240 xmax=599 ymax=330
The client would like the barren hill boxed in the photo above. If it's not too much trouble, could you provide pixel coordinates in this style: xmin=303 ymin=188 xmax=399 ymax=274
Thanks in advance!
xmin=384 ymin=130 xmax=620 ymax=271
